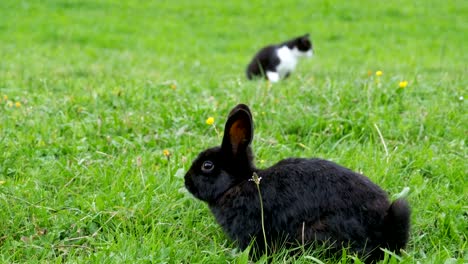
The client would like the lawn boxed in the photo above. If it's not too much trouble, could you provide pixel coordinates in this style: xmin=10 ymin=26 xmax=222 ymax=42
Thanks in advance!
xmin=0 ymin=0 xmax=466 ymax=263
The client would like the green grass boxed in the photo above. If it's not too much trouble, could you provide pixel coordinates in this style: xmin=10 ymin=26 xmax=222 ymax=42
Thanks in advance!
xmin=0 ymin=0 xmax=466 ymax=263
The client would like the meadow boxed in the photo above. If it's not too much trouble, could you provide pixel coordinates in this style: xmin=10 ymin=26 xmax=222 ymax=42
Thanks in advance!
xmin=0 ymin=0 xmax=466 ymax=263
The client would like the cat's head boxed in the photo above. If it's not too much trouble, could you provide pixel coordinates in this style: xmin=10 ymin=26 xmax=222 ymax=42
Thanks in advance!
xmin=293 ymin=34 xmax=313 ymax=57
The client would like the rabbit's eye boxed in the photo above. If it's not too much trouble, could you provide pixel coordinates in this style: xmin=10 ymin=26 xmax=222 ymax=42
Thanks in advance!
xmin=201 ymin=160 xmax=214 ymax=172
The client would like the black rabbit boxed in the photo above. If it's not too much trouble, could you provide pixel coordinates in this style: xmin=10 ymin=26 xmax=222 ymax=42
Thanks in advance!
xmin=184 ymin=104 xmax=410 ymax=262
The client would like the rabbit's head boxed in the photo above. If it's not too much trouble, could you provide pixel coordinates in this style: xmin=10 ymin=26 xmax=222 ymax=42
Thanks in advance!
xmin=185 ymin=104 xmax=256 ymax=204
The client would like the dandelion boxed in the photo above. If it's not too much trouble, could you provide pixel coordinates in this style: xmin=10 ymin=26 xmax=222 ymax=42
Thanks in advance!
xmin=205 ymin=117 xmax=214 ymax=125
xmin=163 ymin=149 xmax=171 ymax=157
xmin=398 ymin=81 xmax=408 ymax=89
xmin=3 ymin=95 xmax=7 ymax=100
xmin=249 ymin=172 xmax=262 ymax=184
xmin=15 ymin=101 xmax=21 ymax=107
xmin=163 ymin=149 xmax=171 ymax=161
xmin=170 ymin=84 xmax=177 ymax=90
xmin=375 ymin=70 xmax=383 ymax=77
xmin=250 ymin=172 xmax=267 ymax=255
xmin=206 ymin=116 xmax=220 ymax=138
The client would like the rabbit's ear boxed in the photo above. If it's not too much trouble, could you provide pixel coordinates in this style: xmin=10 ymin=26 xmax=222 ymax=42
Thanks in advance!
xmin=227 ymin=103 xmax=252 ymax=118
xmin=222 ymin=104 xmax=253 ymax=157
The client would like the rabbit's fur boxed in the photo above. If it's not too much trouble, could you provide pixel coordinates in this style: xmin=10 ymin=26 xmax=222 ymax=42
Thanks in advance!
xmin=185 ymin=104 xmax=410 ymax=262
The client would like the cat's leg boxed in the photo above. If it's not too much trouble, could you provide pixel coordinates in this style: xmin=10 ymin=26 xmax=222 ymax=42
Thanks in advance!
xmin=266 ymin=71 xmax=280 ymax=82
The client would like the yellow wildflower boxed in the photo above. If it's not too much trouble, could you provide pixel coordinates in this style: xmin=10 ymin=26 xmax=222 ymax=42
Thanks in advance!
xmin=163 ymin=149 xmax=171 ymax=157
xmin=399 ymin=81 xmax=408 ymax=89
xmin=205 ymin=117 xmax=214 ymax=125
xmin=15 ymin=101 xmax=21 ymax=107
xmin=375 ymin=70 xmax=383 ymax=77
xmin=170 ymin=84 xmax=177 ymax=90
xmin=3 ymin=95 xmax=7 ymax=100
xmin=0 ymin=180 xmax=5 ymax=185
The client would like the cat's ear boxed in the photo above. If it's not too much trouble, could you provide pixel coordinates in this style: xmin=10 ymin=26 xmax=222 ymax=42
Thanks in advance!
xmin=299 ymin=34 xmax=311 ymax=46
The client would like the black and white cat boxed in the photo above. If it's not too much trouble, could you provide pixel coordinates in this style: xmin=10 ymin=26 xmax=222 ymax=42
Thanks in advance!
xmin=246 ymin=34 xmax=313 ymax=82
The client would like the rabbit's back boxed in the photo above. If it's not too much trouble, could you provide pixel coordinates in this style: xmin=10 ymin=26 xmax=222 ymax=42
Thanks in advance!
xmin=212 ymin=158 xmax=393 ymax=255
xmin=260 ymin=158 xmax=390 ymax=249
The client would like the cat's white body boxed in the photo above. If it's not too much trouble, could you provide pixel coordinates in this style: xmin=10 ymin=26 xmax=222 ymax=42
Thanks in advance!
xmin=266 ymin=46 xmax=313 ymax=82
xmin=246 ymin=34 xmax=313 ymax=82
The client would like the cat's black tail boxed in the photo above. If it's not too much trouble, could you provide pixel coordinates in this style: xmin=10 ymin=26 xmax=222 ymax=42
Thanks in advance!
xmin=383 ymin=198 xmax=411 ymax=251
